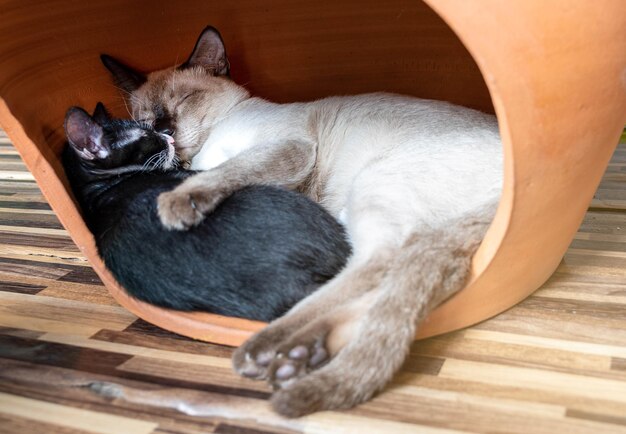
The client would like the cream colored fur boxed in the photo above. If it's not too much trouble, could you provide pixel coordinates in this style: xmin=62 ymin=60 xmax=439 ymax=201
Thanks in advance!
xmin=112 ymin=27 xmax=503 ymax=417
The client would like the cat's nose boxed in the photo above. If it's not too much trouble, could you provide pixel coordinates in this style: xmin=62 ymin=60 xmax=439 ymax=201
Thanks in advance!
xmin=162 ymin=134 xmax=175 ymax=146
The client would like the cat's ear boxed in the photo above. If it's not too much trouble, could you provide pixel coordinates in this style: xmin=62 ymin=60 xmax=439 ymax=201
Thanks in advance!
xmin=64 ymin=107 xmax=110 ymax=161
xmin=180 ymin=26 xmax=230 ymax=76
xmin=92 ymin=102 xmax=111 ymax=125
xmin=100 ymin=54 xmax=147 ymax=94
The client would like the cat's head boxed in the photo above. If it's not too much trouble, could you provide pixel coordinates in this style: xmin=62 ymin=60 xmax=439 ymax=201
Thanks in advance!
xmin=64 ymin=103 xmax=177 ymax=171
xmin=101 ymin=26 xmax=250 ymax=163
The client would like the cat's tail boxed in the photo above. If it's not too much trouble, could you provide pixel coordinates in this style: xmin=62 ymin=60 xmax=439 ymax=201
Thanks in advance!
xmin=270 ymin=206 xmax=495 ymax=416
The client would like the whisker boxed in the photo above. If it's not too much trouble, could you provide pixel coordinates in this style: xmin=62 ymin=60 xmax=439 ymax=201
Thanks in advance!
xmin=141 ymin=153 xmax=161 ymax=171
xmin=122 ymin=97 xmax=135 ymax=121
xmin=155 ymin=153 xmax=165 ymax=169
xmin=109 ymin=84 xmax=133 ymax=98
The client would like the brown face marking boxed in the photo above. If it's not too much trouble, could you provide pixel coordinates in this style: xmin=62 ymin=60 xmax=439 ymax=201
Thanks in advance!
xmin=152 ymin=104 xmax=176 ymax=136
xmin=129 ymin=67 xmax=250 ymax=164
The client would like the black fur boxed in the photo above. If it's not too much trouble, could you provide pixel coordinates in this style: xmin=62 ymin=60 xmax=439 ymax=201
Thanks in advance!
xmin=62 ymin=105 xmax=351 ymax=321
xmin=100 ymin=54 xmax=147 ymax=94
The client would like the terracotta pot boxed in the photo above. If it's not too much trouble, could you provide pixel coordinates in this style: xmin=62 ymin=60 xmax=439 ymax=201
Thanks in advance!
xmin=1 ymin=0 xmax=624 ymax=346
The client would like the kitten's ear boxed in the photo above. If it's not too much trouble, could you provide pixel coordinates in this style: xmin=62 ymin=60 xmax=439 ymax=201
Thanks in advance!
xmin=180 ymin=26 xmax=230 ymax=76
xmin=64 ymin=107 xmax=110 ymax=161
xmin=92 ymin=102 xmax=111 ymax=125
xmin=100 ymin=54 xmax=147 ymax=94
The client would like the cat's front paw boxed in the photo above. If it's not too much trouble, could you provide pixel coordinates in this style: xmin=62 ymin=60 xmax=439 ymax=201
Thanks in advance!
xmin=157 ymin=187 xmax=224 ymax=230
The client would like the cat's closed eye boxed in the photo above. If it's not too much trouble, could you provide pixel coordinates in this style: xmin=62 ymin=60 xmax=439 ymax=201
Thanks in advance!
xmin=178 ymin=91 xmax=199 ymax=105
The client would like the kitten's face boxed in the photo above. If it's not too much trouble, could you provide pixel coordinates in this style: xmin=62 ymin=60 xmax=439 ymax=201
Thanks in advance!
xmin=102 ymin=26 xmax=249 ymax=164
xmin=64 ymin=104 xmax=177 ymax=172
xmin=98 ymin=119 xmax=177 ymax=171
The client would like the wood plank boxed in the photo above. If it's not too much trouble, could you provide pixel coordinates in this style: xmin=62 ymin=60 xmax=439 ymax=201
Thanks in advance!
xmin=566 ymin=409 xmax=626 ymax=428
xmin=0 ymin=192 xmax=48 ymax=203
xmin=0 ymin=229 xmax=78 ymax=250
xmin=385 ymin=384 xmax=565 ymax=418
xmin=0 ymin=272 xmax=114 ymax=305
xmin=0 ymin=412 xmax=96 ymax=434
xmin=0 ymin=291 xmax=136 ymax=332
xmin=351 ymin=389 xmax=625 ymax=434
xmin=92 ymin=325 xmax=234 ymax=358
xmin=0 ymin=243 xmax=90 ymax=266
xmin=0 ymin=257 xmax=73 ymax=280
xmin=117 ymin=356 xmax=271 ymax=396
xmin=0 ymin=211 xmax=64 ymax=229
xmin=39 ymin=333 xmax=232 ymax=369
xmin=0 ymin=326 xmax=43 ymax=339
xmin=0 ymin=312 xmax=103 ymax=337
xmin=0 ymin=207 xmax=56 ymax=214
xmin=0 ymin=392 xmax=158 ymax=434
xmin=0 ymin=224 xmax=69 ymax=236
xmin=612 ymin=358 xmax=626 ymax=371
xmin=0 ymin=280 xmax=46 ymax=294
xmin=0 ymin=161 xmax=28 ymax=170
xmin=58 ymin=267 xmax=106 ymax=285
xmin=463 ymin=329 xmax=626 ymax=359
xmin=0 ymin=358 xmax=274 ymax=432
xmin=474 ymin=309 xmax=626 ymax=348
xmin=0 ymin=333 xmax=133 ymax=372
xmin=0 ymin=171 xmax=34 ymax=181
xmin=438 ymin=359 xmax=626 ymax=404
xmin=214 ymin=423 xmax=296 ymax=434
xmin=0 ymin=200 xmax=51 ymax=210
xmin=409 ymin=332 xmax=621 ymax=380
xmin=533 ymin=281 xmax=626 ymax=305
xmin=396 ymin=373 xmax=626 ymax=420
xmin=518 ymin=296 xmax=626 ymax=321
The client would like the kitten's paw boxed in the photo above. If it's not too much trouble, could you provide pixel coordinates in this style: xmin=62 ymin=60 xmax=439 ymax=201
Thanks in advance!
xmin=157 ymin=187 xmax=223 ymax=230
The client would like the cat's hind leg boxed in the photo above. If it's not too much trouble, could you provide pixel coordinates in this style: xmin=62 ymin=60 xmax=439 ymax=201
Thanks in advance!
xmin=232 ymin=250 xmax=393 ymax=379
xmin=266 ymin=207 xmax=495 ymax=416
xmin=233 ymin=178 xmax=415 ymax=380
xmin=234 ymin=171 xmax=428 ymax=380
xmin=264 ymin=287 xmax=381 ymax=386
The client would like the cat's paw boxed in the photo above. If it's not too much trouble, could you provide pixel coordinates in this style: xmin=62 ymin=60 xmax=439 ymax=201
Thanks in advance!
xmin=266 ymin=321 xmax=332 ymax=388
xmin=270 ymin=376 xmax=331 ymax=418
xmin=269 ymin=366 xmax=374 ymax=418
xmin=157 ymin=187 xmax=224 ymax=230
xmin=232 ymin=326 xmax=293 ymax=380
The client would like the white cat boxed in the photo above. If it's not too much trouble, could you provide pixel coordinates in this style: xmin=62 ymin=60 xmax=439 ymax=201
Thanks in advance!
xmin=103 ymin=25 xmax=503 ymax=417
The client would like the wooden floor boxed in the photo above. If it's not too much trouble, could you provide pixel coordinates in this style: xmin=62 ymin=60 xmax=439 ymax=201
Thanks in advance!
xmin=0 ymin=128 xmax=625 ymax=434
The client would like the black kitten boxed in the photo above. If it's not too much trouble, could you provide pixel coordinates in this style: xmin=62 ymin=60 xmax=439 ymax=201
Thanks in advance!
xmin=62 ymin=103 xmax=351 ymax=321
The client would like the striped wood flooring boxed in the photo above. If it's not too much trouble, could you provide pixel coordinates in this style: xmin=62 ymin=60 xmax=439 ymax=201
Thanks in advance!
xmin=0 ymin=129 xmax=625 ymax=433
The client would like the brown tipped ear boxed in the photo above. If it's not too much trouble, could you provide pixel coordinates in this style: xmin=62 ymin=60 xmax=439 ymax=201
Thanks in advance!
xmin=179 ymin=26 xmax=230 ymax=76
xmin=92 ymin=102 xmax=111 ymax=125
xmin=64 ymin=107 xmax=110 ymax=160
xmin=100 ymin=54 xmax=147 ymax=94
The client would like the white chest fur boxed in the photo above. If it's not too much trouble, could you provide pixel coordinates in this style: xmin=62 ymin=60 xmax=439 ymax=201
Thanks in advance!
xmin=190 ymin=126 xmax=258 ymax=171
xmin=189 ymin=99 xmax=306 ymax=171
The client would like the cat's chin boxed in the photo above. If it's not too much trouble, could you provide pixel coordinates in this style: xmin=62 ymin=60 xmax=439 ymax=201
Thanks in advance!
xmin=161 ymin=142 xmax=179 ymax=170
xmin=177 ymin=147 xmax=201 ymax=166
